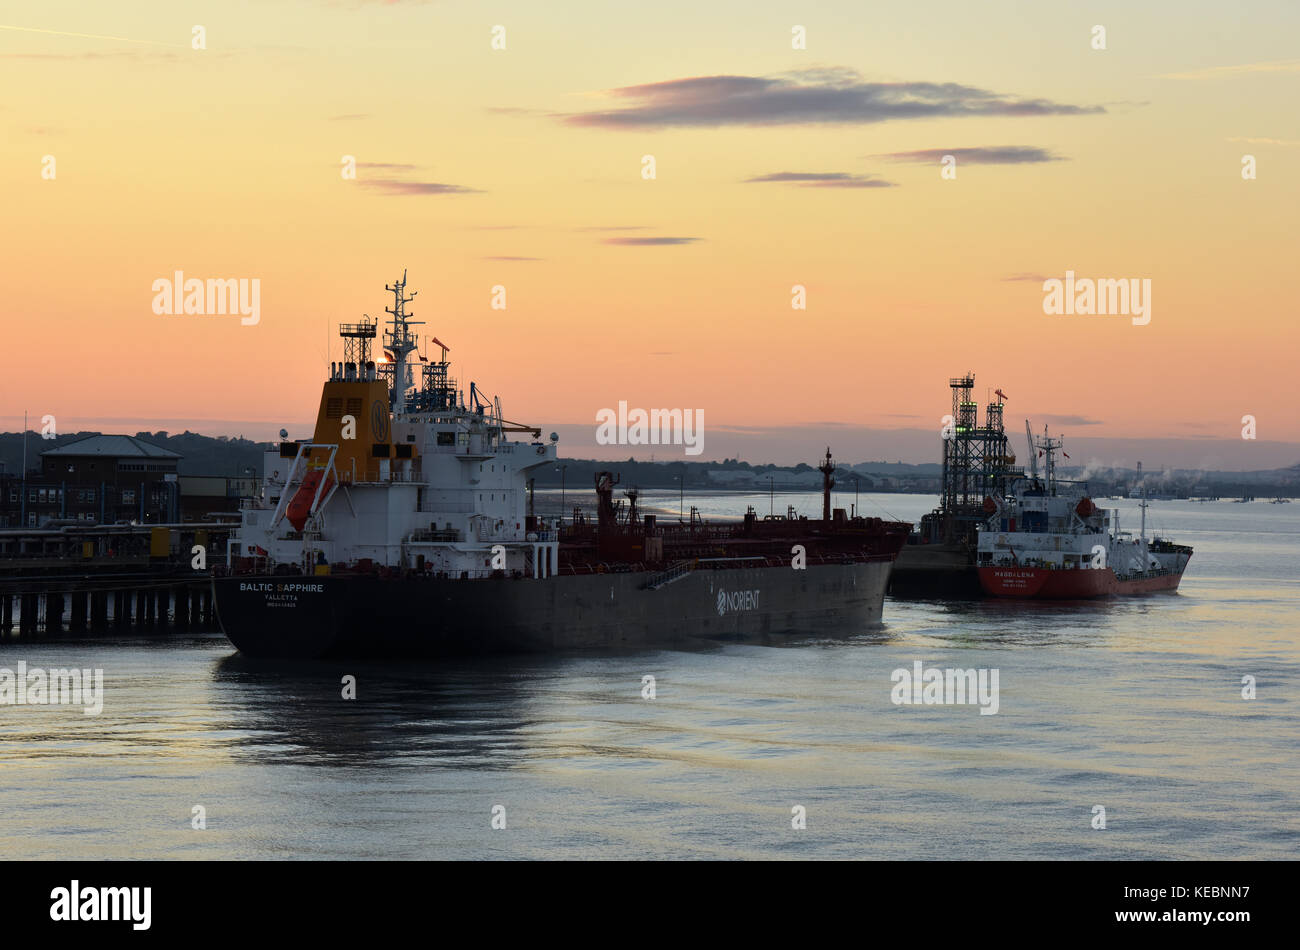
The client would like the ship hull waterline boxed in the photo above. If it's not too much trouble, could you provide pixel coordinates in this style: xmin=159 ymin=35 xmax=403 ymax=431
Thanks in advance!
xmin=214 ymin=561 xmax=895 ymax=658
xmin=978 ymin=565 xmax=1185 ymax=599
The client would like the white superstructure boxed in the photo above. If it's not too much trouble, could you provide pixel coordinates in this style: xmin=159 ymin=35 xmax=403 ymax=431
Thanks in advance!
xmin=227 ymin=273 xmax=560 ymax=579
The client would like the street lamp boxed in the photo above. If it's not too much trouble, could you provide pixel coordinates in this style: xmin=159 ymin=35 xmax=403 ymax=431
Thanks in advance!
xmin=557 ymin=464 xmax=567 ymax=525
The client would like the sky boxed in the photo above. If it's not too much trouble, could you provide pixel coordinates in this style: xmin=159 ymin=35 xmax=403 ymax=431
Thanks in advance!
xmin=2 ymin=0 xmax=1297 ymax=468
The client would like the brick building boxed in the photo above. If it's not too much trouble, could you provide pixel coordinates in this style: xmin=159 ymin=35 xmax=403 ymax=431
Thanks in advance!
xmin=0 ymin=435 xmax=181 ymax=527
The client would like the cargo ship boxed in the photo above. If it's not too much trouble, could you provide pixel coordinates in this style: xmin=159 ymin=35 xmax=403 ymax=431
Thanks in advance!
xmin=976 ymin=426 xmax=1192 ymax=598
xmin=212 ymin=273 xmax=912 ymax=657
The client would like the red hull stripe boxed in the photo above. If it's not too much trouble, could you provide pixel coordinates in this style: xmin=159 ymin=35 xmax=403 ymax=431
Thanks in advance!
xmin=978 ymin=566 xmax=1184 ymax=598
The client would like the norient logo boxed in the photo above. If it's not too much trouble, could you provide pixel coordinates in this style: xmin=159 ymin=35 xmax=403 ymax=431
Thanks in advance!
xmin=151 ymin=270 xmax=260 ymax=325
xmin=890 ymin=661 xmax=999 ymax=715
xmin=0 ymin=661 xmax=103 ymax=715
xmin=1042 ymin=270 xmax=1151 ymax=326
xmin=716 ymin=588 xmax=760 ymax=616
xmin=595 ymin=401 xmax=703 ymax=456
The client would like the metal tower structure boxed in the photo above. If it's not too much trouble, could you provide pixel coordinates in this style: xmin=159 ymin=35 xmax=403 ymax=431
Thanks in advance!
xmin=933 ymin=374 xmax=1020 ymax=542
xmin=338 ymin=318 xmax=376 ymax=368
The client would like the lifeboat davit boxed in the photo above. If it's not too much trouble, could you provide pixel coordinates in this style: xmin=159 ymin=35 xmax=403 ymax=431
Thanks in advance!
xmin=287 ymin=470 xmax=334 ymax=531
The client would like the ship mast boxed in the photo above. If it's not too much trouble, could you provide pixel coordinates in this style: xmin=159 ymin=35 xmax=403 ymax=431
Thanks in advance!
xmin=1139 ymin=461 xmax=1148 ymax=544
xmin=818 ymin=447 xmax=835 ymax=521
xmin=383 ymin=269 xmax=425 ymax=413
xmin=1033 ymin=425 xmax=1063 ymax=494
xmin=1025 ymin=420 xmax=1038 ymax=480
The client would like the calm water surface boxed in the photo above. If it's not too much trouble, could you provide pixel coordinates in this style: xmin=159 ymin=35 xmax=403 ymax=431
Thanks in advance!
xmin=1 ymin=493 xmax=1296 ymax=859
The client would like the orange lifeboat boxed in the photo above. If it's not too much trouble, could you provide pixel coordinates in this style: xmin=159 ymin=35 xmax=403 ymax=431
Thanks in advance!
xmin=287 ymin=470 xmax=335 ymax=530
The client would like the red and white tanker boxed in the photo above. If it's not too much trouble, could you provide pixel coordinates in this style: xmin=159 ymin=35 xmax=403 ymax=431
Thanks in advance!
xmin=976 ymin=425 xmax=1193 ymax=599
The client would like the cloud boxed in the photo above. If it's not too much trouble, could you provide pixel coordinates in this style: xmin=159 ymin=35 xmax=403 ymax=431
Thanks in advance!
xmin=1038 ymin=414 xmax=1103 ymax=426
xmin=357 ymin=162 xmax=421 ymax=171
xmin=1227 ymin=136 xmax=1300 ymax=146
xmin=358 ymin=179 xmax=482 ymax=195
xmin=602 ymin=236 xmax=701 ymax=246
xmin=0 ymin=50 xmax=183 ymax=62
xmin=1161 ymin=60 xmax=1300 ymax=80
xmin=560 ymin=68 xmax=1103 ymax=129
xmin=743 ymin=171 xmax=897 ymax=188
xmin=577 ymin=225 xmax=650 ymax=231
xmin=876 ymin=146 xmax=1065 ymax=164
xmin=1002 ymin=272 xmax=1049 ymax=282
xmin=0 ymin=23 xmax=185 ymax=49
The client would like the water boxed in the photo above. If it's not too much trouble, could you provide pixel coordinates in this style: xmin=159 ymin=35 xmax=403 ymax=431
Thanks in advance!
xmin=1 ymin=493 xmax=1297 ymax=859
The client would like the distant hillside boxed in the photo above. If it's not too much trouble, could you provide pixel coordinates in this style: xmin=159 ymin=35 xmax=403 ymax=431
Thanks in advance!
xmin=0 ymin=431 xmax=274 ymax=477
xmin=1 ymin=431 xmax=1296 ymax=497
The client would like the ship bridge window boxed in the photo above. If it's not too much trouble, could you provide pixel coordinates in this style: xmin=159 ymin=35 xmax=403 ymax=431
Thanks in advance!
xmin=437 ymin=431 xmax=454 ymax=446
xmin=372 ymin=444 xmax=391 ymax=458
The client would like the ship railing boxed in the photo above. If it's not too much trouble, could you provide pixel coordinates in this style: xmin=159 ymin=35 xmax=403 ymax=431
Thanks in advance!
xmin=417 ymin=501 xmax=475 ymax=514
xmin=644 ymin=559 xmax=695 ymax=590
xmin=337 ymin=467 xmax=425 ymax=485
xmin=551 ymin=561 xmax=642 ymax=576
xmin=407 ymin=528 xmax=464 ymax=543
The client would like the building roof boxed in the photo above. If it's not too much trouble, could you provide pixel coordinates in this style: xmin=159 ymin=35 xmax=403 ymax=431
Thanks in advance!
xmin=40 ymin=435 xmax=182 ymax=460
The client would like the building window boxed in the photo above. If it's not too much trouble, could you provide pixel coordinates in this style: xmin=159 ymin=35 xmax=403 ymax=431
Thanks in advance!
xmin=122 ymin=490 xmax=136 ymax=504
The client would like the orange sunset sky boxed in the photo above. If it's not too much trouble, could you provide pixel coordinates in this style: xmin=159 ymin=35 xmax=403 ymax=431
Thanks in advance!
xmin=2 ymin=0 xmax=1297 ymax=467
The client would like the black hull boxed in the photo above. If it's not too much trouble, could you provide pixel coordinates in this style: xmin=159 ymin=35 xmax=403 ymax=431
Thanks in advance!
xmin=888 ymin=542 xmax=982 ymax=599
xmin=213 ymin=561 xmax=894 ymax=658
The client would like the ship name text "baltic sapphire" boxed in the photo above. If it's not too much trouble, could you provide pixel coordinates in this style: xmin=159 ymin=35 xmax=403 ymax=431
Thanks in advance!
xmin=239 ymin=582 xmax=324 ymax=593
